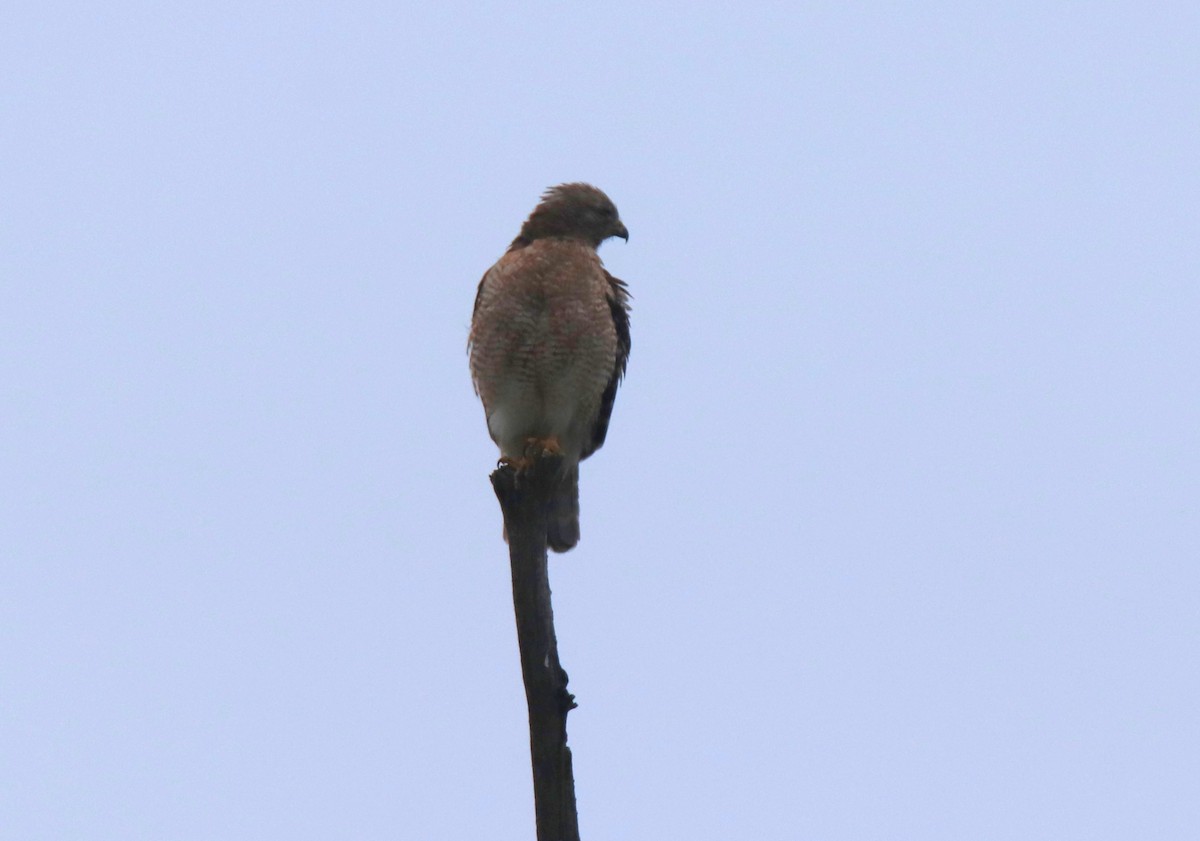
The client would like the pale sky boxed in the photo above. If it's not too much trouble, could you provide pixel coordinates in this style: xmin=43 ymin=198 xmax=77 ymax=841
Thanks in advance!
xmin=3 ymin=3 xmax=1198 ymax=839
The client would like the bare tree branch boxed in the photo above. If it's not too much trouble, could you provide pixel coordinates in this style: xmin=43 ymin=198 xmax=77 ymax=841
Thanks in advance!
xmin=490 ymin=456 xmax=581 ymax=841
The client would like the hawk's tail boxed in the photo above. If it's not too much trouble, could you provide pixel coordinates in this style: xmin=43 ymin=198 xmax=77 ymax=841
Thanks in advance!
xmin=547 ymin=464 xmax=580 ymax=553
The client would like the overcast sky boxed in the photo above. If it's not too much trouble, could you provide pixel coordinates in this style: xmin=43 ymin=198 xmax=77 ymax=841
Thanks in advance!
xmin=3 ymin=3 xmax=1198 ymax=839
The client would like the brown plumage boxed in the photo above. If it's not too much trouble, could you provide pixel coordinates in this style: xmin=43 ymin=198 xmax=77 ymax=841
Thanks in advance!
xmin=469 ymin=183 xmax=632 ymax=552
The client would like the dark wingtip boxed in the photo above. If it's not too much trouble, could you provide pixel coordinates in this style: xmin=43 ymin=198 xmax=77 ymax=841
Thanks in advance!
xmin=547 ymin=511 xmax=579 ymax=552
xmin=547 ymin=531 xmax=578 ymax=553
xmin=546 ymin=466 xmax=581 ymax=552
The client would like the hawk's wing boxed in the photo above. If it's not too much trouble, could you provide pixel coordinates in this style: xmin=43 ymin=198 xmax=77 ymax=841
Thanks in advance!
xmin=467 ymin=264 xmax=499 ymax=396
xmin=470 ymin=267 xmax=490 ymax=322
xmin=581 ymin=270 xmax=631 ymax=460
xmin=467 ymin=269 xmax=484 ymax=396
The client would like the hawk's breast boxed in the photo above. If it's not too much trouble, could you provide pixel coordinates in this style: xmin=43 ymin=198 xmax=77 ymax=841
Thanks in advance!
xmin=469 ymin=239 xmax=617 ymax=460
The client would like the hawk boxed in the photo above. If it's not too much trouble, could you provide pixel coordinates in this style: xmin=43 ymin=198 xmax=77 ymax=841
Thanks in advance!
xmin=469 ymin=183 xmax=632 ymax=552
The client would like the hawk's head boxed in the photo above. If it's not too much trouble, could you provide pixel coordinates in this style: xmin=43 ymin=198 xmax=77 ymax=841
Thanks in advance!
xmin=512 ymin=183 xmax=629 ymax=250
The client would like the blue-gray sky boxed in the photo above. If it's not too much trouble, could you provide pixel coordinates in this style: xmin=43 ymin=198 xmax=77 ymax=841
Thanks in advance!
xmin=4 ymin=3 xmax=1197 ymax=838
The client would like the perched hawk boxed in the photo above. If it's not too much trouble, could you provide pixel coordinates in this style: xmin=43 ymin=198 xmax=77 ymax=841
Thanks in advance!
xmin=469 ymin=183 xmax=632 ymax=552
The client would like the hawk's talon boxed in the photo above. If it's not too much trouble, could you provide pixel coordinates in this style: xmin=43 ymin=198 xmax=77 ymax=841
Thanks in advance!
xmin=499 ymin=455 xmax=534 ymax=473
xmin=496 ymin=437 xmax=562 ymax=475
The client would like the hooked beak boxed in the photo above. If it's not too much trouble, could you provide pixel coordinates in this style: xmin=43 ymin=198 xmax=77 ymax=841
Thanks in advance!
xmin=614 ymin=220 xmax=629 ymax=242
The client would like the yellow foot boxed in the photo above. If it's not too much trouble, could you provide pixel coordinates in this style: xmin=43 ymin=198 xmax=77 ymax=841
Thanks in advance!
xmin=523 ymin=435 xmax=563 ymax=459
xmin=498 ymin=454 xmax=534 ymax=473
xmin=497 ymin=437 xmax=563 ymax=474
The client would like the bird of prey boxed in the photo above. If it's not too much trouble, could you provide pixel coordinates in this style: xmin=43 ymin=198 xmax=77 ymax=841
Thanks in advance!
xmin=469 ymin=183 xmax=632 ymax=552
